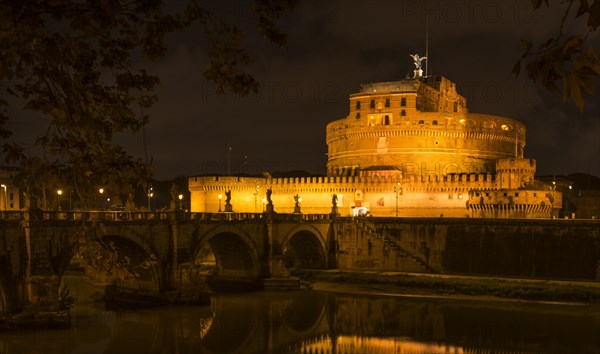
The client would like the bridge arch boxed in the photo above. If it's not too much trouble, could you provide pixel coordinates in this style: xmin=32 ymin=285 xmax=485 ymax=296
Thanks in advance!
xmin=68 ymin=233 xmax=161 ymax=292
xmin=197 ymin=225 xmax=262 ymax=279
xmin=282 ymin=225 xmax=327 ymax=270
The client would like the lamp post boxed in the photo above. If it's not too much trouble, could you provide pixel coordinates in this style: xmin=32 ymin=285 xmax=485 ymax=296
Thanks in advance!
xmin=253 ymin=185 xmax=259 ymax=213
xmin=552 ymin=180 xmax=556 ymax=219
xmin=57 ymin=189 xmax=63 ymax=211
xmin=218 ymin=194 xmax=222 ymax=212
xmin=566 ymin=185 xmax=572 ymax=219
xmin=0 ymin=184 xmax=6 ymax=211
xmin=178 ymin=194 xmax=183 ymax=211
xmin=394 ymin=182 xmax=400 ymax=217
xmin=148 ymin=189 xmax=153 ymax=211
xmin=99 ymin=188 xmax=104 ymax=210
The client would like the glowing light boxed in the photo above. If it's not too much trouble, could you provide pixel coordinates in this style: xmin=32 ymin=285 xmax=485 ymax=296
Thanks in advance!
xmin=218 ymin=194 xmax=222 ymax=200
xmin=459 ymin=119 xmax=466 ymax=124
xmin=57 ymin=189 xmax=63 ymax=196
xmin=178 ymin=194 xmax=183 ymax=200
xmin=501 ymin=124 xmax=509 ymax=131
xmin=99 ymin=188 xmax=104 ymax=194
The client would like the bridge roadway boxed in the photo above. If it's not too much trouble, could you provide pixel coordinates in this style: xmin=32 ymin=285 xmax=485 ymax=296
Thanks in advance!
xmin=0 ymin=210 xmax=337 ymax=314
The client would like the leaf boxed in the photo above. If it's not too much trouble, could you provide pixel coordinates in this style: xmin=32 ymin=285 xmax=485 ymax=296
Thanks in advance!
xmin=512 ymin=59 xmax=522 ymax=76
xmin=563 ymin=71 xmax=584 ymax=111
xmin=588 ymin=0 xmax=600 ymax=30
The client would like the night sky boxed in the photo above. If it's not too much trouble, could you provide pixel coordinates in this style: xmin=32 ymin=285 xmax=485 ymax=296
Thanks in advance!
xmin=9 ymin=0 xmax=600 ymax=180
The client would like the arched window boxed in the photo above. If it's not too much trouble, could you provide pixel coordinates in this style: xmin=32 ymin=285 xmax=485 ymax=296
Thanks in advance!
xmin=356 ymin=112 xmax=360 ymax=120
xmin=432 ymin=120 xmax=438 ymax=125
xmin=418 ymin=120 xmax=424 ymax=125
xmin=356 ymin=101 xmax=361 ymax=110
xmin=384 ymin=115 xmax=390 ymax=125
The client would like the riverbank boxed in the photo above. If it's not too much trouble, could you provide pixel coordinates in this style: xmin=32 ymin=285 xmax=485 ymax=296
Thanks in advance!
xmin=295 ymin=270 xmax=600 ymax=304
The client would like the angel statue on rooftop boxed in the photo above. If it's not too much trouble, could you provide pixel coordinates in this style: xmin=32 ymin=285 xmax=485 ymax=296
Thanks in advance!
xmin=410 ymin=54 xmax=427 ymax=70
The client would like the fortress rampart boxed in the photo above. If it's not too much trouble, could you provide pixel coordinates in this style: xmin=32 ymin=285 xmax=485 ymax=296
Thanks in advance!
xmin=190 ymin=162 xmax=559 ymax=218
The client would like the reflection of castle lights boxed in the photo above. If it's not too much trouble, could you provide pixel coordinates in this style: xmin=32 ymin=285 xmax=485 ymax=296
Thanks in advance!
xmin=295 ymin=335 xmax=464 ymax=354
xmin=198 ymin=317 xmax=213 ymax=339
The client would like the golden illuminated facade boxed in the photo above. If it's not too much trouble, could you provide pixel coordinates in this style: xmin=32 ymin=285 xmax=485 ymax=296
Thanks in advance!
xmin=189 ymin=74 xmax=561 ymax=218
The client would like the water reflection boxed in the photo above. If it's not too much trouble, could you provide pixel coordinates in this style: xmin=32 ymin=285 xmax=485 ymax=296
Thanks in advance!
xmin=1 ymin=286 xmax=599 ymax=354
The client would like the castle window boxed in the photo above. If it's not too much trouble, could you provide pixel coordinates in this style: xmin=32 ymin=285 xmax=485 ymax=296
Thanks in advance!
xmin=356 ymin=112 xmax=361 ymax=119
xmin=533 ymin=193 xmax=537 ymax=197
xmin=370 ymin=100 xmax=375 ymax=108
xmin=454 ymin=102 xmax=458 ymax=112
xmin=385 ymin=98 xmax=390 ymax=108
xmin=515 ymin=192 xmax=519 ymax=197
xmin=356 ymin=101 xmax=361 ymax=110
xmin=448 ymin=194 xmax=453 ymax=199
xmin=432 ymin=120 xmax=438 ymax=125
xmin=401 ymin=97 xmax=406 ymax=106
xmin=485 ymin=193 xmax=490 ymax=197
xmin=401 ymin=110 xmax=406 ymax=116
xmin=503 ymin=192 xmax=507 ymax=196
xmin=384 ymin=115 xmax=390 ymax=125
xmin=418 ymin=120 xmax=424 ymax=125
xmin=475 ymin=192 xmax=480 ymax=197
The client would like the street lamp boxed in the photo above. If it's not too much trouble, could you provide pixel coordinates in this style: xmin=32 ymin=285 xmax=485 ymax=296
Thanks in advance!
xmin=566 ymin=185 xmax=573 ymax=219
xmin=218 ymin=194 xmax=222 ymax=212
xmin=253 ymin=185 xmax=260 ymax=212
xmin=178 ymin=194 xmax=183 ymax=211
xmin=57 ymin=189 xmax=63 ymax=211
xmin=394 ymin=182 xmax=400 ymax=217
xmin=0 ymin=184 xmax=6 ymax=211
xmin=148 ymin=188 xmax=153 ymax=211
xmin=552 ymin=180 xmax=556 ymax=219
xmin=99 ymin=188 xmax=104 ymax=210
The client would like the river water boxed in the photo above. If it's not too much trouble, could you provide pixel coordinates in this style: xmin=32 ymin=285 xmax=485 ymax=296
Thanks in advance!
xmin=1 ymin=278 xmax=599 ymax=354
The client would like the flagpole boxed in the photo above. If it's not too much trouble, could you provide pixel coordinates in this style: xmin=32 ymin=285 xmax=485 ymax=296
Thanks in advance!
xmin=514 ymin=128 xmax=518 ymax=158
xmin=227 ymin=143 xmax=232 ymax=175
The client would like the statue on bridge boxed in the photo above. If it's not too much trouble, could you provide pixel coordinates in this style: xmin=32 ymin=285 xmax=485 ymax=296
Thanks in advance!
xmin=265 ymin=188 xmax=274 ymax=213
xmin=293 ymin=194 xmax=301 ymax=214
xmin=224 ymin=190 xmax=233 ymax=212
xmin=331 ymin=194 xmax=339 ymax=216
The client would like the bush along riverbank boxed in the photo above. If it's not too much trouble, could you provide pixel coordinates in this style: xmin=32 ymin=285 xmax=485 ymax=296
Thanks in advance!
xmin=294 ymin=270 xmax=600 ymax=304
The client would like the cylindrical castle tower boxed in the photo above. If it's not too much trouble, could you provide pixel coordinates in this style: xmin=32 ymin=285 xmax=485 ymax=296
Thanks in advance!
xmin=326 ymin=76 xmax=526 ymax=178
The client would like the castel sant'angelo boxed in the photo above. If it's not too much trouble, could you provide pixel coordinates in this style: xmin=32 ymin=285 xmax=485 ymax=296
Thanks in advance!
xmin=189 ymin=55 xmax=562 ymax=218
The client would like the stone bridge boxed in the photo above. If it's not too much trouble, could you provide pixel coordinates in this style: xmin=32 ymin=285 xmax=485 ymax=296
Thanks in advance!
xmin=1 ymin=210 xmax=599 ymax=317
xmin=0 ymin=210 xmax=336 ymax=315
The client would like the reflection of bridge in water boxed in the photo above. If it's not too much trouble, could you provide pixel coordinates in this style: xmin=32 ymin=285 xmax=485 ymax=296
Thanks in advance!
xmin=2 ymin=289 xmax=598 ymax=354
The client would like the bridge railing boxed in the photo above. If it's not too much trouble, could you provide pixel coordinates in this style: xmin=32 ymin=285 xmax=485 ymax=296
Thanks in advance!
xmin=1 ymin=210 xmax=336 ymax=222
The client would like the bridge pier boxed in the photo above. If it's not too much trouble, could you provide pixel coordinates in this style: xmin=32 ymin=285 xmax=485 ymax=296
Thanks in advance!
xmin=24 ymin=275 xmax=60 ymax=312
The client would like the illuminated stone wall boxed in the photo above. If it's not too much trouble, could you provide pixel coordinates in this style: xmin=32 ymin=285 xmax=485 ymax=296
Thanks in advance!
xmin=189 ymin=170 xmax=560 ymax=218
